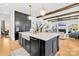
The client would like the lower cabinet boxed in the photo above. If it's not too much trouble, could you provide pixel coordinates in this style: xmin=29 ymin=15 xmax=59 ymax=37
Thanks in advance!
xmin=25 ymin=39 xmax=30 ymax=53
xmin=52 ymin=36 xmax=59 ymax=55
xmin=40 ymin=40 xmax=45 ymax=56
xmin=30 ymin=36 xmax=59 ymax=56
xmin=30 ymin=37 xmax=40 ymax=56
xmin=21 ymin=38 xmax=31 ymax=53
xmin=30 ymin=36 xmax=53 ymax=56
xmin=19 ymin=34 xmax=31 ymax=53
xmin=19 ymin=34 xmax=23 ymax=46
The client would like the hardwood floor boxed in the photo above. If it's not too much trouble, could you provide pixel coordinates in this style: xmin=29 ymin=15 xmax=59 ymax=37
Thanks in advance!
xmin=58 ymin=38 xmax=79 ymax=56
xmin=0 ymin=36 xmax=21 ymax=56
xmin=0 ymin=36 xmax=79 ymax=56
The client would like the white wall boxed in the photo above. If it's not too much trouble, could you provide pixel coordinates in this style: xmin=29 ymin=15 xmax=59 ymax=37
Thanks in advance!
xmin=0 ymin=19 xmax=1 ymax=36
xmin=9 ymin=11 xmax=15 ymax=40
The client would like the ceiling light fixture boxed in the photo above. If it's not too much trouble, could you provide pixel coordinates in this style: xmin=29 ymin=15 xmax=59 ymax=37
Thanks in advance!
xmin=28 ymin=15 xmax=32 ymax=20
xmin=28 ymin=5 xmax=32 ymax=20
xmin=40 ymin=3 xmax=46 ymax=16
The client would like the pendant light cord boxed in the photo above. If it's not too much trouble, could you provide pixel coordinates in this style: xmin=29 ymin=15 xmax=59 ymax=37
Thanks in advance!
xmin=29 ymin=5 xmax=32 ymax=16
xmin=42 ymin=3 xmax=45 ymax=11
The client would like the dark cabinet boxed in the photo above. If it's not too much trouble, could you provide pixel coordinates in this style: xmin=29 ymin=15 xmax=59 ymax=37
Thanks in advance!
xmin=25 ymin=39 xmax=30 ymax=53
xmin=15 ymin=11 xmax=31 ymax=40
xmin=20 ymin=38 xmax=31 ymax=53
xmin=15 ymin=32 xmax=19 ymax=40
xmin=52 ymin=36 xmax=59 ymax=55
xmin=30 ymin=36 xmax=59 ymax=56
xmin=22 ymin=38 xmax=26 ymax=48
xmin=30 ymin=37 xmax=53 ymax=56
xmin=40 ymin=40 xmax=45 ymax=56
xmin=30 ymin=37 xmax=40 ymax=56
xmin=19 ymin=34 xmax=23 ymax=46
xmin=19 ymin=34 xmax=31 ymax=53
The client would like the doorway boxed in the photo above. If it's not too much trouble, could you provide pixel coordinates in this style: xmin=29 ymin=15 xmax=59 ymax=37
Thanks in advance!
xmin=1 ymin=20 xmax=9 ymax=37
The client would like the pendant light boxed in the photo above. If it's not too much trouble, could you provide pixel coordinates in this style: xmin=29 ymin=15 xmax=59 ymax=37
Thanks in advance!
xmin=40 ymin=3 xmax=46 ymax=16
xmin=28 ymin=5 xmax=32 ymax=20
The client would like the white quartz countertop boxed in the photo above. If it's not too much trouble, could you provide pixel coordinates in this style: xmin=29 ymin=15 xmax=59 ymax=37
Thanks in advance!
xmin=19 ymin=32 xmax=59 ymax=41
xmin=19 ymin=32 xmax=30 ymax=41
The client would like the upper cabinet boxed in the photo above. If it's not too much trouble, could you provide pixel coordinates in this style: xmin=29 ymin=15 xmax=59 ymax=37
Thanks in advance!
xmin=15 ymin=11 xmax=31 ymax=40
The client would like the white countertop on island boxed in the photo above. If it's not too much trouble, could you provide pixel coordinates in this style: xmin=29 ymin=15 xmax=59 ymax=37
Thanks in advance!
xmin=19 ymin=32 xmax=30 ymax=41
xmin=19 ymin=32 xmax=59 ymax=41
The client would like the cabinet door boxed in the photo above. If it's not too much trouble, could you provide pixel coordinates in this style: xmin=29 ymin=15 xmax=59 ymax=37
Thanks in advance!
xmin=52 ymin=36 xmax=59 ymax=55
xmin=45 ymin=39 xmax=52 ymax=56
xmin=57 ymin=36 xmax=59 ymax=51
xmin=25 ymin=39 xmax=30 ymax=53
xmin=22 ymin=38 xmax=26 ymax=48
xmin=19 ymin=34 xmax=22 ymax=46
xmin=30 ymin=37 xmax=40 ymax=56
xmin=52 ymin=39 xmax=57 ymax=55
xmin=40 ymin=40 xmax=45 ymax=56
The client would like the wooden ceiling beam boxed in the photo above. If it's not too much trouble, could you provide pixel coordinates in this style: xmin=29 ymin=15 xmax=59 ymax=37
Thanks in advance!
xmin=59 ymin=15 xmax=79 ymax=19
xmin=48 ymin=15 xmax=79 ymax=21
xmin=44 ymin=11 xmax=79 ymax=20
xmin=36 ymin=3 xmax=79 ymax=18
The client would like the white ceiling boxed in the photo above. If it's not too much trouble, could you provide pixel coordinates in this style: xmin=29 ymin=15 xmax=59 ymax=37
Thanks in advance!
xmin=0 ymin=3 xmax=79 ymax=20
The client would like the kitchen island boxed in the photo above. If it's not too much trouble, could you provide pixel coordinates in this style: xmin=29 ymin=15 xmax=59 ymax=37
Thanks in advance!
xmin=19 ymin=32 xmax=59 ymax=56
